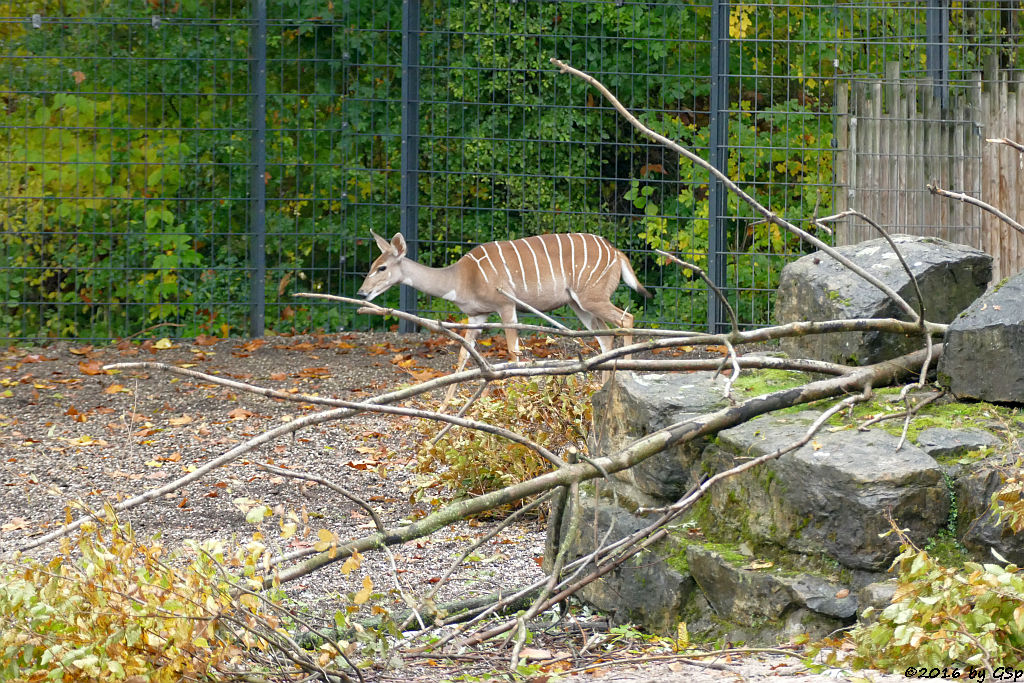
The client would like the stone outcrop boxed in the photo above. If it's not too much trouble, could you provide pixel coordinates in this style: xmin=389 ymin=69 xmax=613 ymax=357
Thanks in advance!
xmin=916 ymin=427 xmax=1001 ymax=459
xmin=547 ymin=369 xmax=1018 ymax=642
xmin=938 ymin=270 xmax=1024 ymax=403
xmin=589 ymin=371 xmax=729 ymax=502
xmin=710 ymin=411 xmax=948 ymax=570
xmin=775 ymin=235 xmax=991 ymax=365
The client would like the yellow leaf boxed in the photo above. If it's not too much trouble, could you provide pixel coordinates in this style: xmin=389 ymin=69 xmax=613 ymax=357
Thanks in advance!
xmin=314 ymin=528 xmax=338 ymax=552
xmin=153 ymin=338 xmax=175 ymax=349
xmin=353 ymin=576 xmax=373 ymax=604
xmin=341 ymin=551 xmax=363 ymax=575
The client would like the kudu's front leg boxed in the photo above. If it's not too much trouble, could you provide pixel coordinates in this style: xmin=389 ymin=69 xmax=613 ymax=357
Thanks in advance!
xmin=443 ymin=315 xmax=487 ymax=405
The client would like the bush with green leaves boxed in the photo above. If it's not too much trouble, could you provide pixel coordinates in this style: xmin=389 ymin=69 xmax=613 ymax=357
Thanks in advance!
xmin=850 ymin=500 xmax=1024 ymax=672
xmin=416 ymin=375 xmax=596 ymax=499
xmin=0 ymin=503 xmax=364 ymax=682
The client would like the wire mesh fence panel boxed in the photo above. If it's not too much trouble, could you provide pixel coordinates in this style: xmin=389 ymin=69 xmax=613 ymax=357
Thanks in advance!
xmin=1 ymin=1 xmax=256 ymax=340
xmin=2 ymin=1 xmax=1023 ymax=342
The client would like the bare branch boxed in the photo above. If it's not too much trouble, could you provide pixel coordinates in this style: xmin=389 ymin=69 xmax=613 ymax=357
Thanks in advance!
xmin=264 ymin=346 xmax=940 ymax=589
xmin=257 ymin=463 xmax=387 ymax=534
xmin=927 ymin=183 xmax=1024 ymax=237
xmin=655 ymin=248 xmax=739 ymax=334
xmin=814 ymin=209 xmax=928 ymax=325
xmin=301 ymin=293 xmax=497 ymax=376
xmin=550 ymin=57 xmax=921 ymax=321
xmin=986 ymin=136 xmax=1024 ymax=155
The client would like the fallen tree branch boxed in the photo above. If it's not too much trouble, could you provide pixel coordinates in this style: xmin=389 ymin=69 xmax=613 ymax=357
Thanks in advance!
xmin=264 ymin=346 xmax=940 ymax=590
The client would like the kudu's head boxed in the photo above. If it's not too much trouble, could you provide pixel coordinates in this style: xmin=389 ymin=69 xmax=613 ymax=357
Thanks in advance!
xmin=357 ymin=231 xmax=408 ymax=301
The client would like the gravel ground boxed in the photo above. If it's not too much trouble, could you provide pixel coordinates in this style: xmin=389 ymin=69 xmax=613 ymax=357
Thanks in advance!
xmin=0 ymin=332 xmax=909 ymax=682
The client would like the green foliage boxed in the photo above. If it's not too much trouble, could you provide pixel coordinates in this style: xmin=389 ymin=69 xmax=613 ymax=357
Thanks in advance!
xmin=0 ymin=504 xmax=380 ymax=681
xmin=415 ymin=375 xmax=596 ymax=498
xmin=850 ymin=535 xmax=1024 ymax=670
xmin=0 ymin=506 xmax=260 ymax=681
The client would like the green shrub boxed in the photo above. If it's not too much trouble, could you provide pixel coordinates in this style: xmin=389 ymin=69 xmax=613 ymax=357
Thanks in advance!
xmin=415 ymin=375 xmax=596 ymax=499
xmin=0 ymin=507 xmax=277 ymax=681
xmin=850 ymin=529 xmax=1024 ymax=671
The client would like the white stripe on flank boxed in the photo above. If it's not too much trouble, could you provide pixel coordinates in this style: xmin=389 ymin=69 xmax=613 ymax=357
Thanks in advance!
xmin=593 ymin=236 xmax=613 ymax=288
xmin=593 ymin=258 xmax=617 ymax=288
xmin=536 ymin=236 xmax=556 ymax=294
xmin=580 ymin=235 xmax=597 ymax=288
xmin=561 ymin=235 xmax=569 ymax=286
xmin=483 ymin=245 xmax=503 ymax=280
xmin=467 ymin=254 xmax=491 ymax=284
xmin=579 ymin=234 xmax=589 ymax=288
xmin=569 ymin=234 xmax=578 ymax=288
xmin=495 ymin=243 xmax=516 ymax=291
xmin=522 ymin=237 xmax=542 ymax=293
xmin=509 ymin=241 xmax=529 ymax=292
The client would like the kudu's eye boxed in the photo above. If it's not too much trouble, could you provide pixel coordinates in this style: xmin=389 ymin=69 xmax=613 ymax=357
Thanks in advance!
xmin=377 ymin=265 xmax=387 ymax=272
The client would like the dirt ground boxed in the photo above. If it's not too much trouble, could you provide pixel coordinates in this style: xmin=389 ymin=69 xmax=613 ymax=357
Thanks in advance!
xmin=0 ymin=331 xmax=909 ymax=682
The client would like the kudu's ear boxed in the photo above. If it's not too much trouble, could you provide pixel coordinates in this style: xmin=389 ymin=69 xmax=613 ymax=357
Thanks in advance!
xmin=371 ymin=230 xmax=392 ymax=254
xmin=390 ymin=232 xmax=407 ymax=258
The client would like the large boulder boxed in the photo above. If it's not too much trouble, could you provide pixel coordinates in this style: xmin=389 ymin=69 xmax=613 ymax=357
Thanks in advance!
xmin=543 ymin=499 xmax=695 ymax=635
xmin=938 ymin=270 xmax=1024 ymax=404
xmin=555 ymin=371 xmax=1018 ymax=641
xmin=775 ymin=235 xmax=991 ymax=365
xmin=708 ymin=411 xmax=949 ymax=570
xmin=686 ymin=546 xmax=857 ymax=623
xmin=590 ymin=372 xmax=729 ymax=502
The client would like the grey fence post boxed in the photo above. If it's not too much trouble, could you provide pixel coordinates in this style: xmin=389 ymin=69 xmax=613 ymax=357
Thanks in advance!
xmin=926 ymin=0 xmax=950 ymax=111
xmin=248 ymin=0 xmax=268 ymax=337
xmin=708 ymin=0 xmax=730 ymax=334
xmin=399 ymin=0 xmax=421 ymax=333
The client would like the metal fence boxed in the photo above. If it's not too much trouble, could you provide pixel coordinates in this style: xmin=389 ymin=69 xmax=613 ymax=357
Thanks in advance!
xmin=2 ymin=1 xmax=1022 ymax=342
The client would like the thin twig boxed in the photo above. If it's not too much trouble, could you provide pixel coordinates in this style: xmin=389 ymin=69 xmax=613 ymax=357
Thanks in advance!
xmin=301 ymin=293 xmax=497 ymax=376
xmin=814 ymin=209 xmax=928 ymax=325
xmin=655 ymin=248 xmax=739 ymax=334
xmin=429 ymin=380 xmax=490 ymax=446
xmin=408 ymin=490 xmax=556 ymax=631
xmin=257 ymin=463 xmax=387 ymax=533
xmin=928 ymin=183 xmax=1024 ymax=237
xmin=858 ymin=390 xmax=945 ymax=432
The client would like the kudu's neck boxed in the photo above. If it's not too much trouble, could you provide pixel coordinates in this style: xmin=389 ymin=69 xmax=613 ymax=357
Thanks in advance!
xmin=400 ymin=257 xmax=462 ymax=299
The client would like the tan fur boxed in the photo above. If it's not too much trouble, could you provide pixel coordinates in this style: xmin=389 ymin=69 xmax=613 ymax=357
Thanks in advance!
xmin=357 ymin=232 xmax=651 ymax=373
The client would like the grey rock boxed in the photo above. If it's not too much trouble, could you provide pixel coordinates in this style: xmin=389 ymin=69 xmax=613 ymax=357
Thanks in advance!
xmin=711 ymin=411 xmax=949 ymax=570
xmin=955 ymin=465 xmax=1024 ymax=565
xmin=857 ymin=581 xmax=898 ymax=621
xmin=777 ymin=574 xmax=858 ymax=619
xmin=544 ymin=499 xmax=695 ymax=635
xmin=685 ymin=547 xmax=794 ymax=621
xmin=915 ymin=427 xmax=1001 ymax=459
xmin=938 ymin=271 xmax=1024 ymax=403
xmin=776 ymin=235 xmax=991 ymax=365
xmin=686 ymin=547 xmax=855 ymax=626
xmin=591 ymin=372 xmax=729 ymax=501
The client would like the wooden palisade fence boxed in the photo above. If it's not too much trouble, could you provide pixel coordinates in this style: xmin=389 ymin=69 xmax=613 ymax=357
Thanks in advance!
xmin=835 ymin=57 xmax=1024 ymax=281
